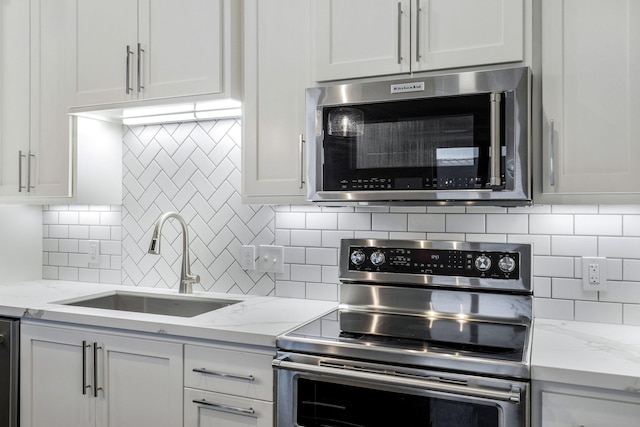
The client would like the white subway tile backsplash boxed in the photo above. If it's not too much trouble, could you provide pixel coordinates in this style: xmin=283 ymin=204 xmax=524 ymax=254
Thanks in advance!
xmin=623 ymin=216 xmax=640 ymax=236
xmin=305 ymin=282 xmax=338 ymax=301
xmin=486 ymin=214 xmax=528 ymax=234
xmin=533 ymin=298 xmax=574 ymax=320
xmin=529 ymin=214 xmax=573 ymax=235
xmin=372 ymin=213 xmax=407 ymax=231
xmin=291 ymin=265 xmax=322 ymax=282
xmin=321 ymin=231 xmax=355 ymax=248
xmin=338 ymin=213 xmax=371 ymax=230
xmin=551 ymin=235 xmax=598 ymax=257
xmin=276 ymin=212 xmax=305 ymax=229
xmin=575 ymin=301 xmax=622 ymax=324
xmin=305 ymin=248 xmax=338 ymax=266
xmin=600 ymin=237 xmax=640 ymax=259
xmin=551 ymin=278 xmax=597 ymax=301
xmin=306 ymin=213 xmax=338 ymax=230
xmin=446 ymin=214 xmax=485 ymax=233
xmin=575 ymin=215 xmax=622 ymax=236
xmin=534 ymin=256 xmax=574 ymax=278
xmin=408 ymin=214 xmax=445 ymax=232
xmin=291 ymin=230 xmax=322 ymax=247
xmin=41 ymin=118 xmax=640 ymax=324
xmin=533 ymin=277 xmax=552 ymax=298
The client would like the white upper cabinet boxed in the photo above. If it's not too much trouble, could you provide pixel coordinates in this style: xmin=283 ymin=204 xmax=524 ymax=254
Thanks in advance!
xmin=242 ymin=0 xmax=311 ymax=203
xmin=313 ymin=0 xmax=524 ymax=81
xmin=68 ymin=0 xmax=240 ymax=108
xmin=0 ymin=0 xmax=71 ymax=199
xmin=539 ymin=0 xmax=640 ymax=203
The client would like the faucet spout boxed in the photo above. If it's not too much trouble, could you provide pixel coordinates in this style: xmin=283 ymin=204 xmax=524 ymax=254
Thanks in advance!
xmin=148 ymin=212 xmax=200 ymax=294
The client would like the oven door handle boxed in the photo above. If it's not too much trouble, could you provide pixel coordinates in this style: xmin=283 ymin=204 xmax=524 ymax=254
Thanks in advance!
xmin=273 ymin=358 xmax=520 ymax=403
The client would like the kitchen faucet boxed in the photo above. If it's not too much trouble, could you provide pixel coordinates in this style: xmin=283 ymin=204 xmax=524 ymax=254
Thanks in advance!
xmin=148 ymin=212 xmax=200 ymax=294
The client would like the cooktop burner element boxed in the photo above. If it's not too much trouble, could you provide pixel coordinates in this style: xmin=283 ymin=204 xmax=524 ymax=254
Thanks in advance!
xmin=277 ymin=239 xmax=533 ymax=379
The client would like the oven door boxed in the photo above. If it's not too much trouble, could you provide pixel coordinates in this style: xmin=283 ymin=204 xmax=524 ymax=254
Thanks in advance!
xmin=274 ymin=354 xmax=529 ymax=427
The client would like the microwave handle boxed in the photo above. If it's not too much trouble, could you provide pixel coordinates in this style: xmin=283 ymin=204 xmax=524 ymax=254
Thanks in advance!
xmin=489 ymin=93 xmax=502 ymax=186
xmin=397 ymin=2 xmax=403 ymax=64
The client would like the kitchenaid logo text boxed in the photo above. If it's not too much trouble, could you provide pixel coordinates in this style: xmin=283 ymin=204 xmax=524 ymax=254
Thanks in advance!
xmin=390 ymin=82 xmax=425 ymax=94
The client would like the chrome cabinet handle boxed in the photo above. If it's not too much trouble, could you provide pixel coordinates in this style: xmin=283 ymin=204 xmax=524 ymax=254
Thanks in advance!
xmin=489 ymin=93 xmax=502 ymax=186
xmin=192 ymin=399 xmax=256 ymax=417
xmin=18 ymin=151 xmax=25 ymax=192
xmin=125 ymin=45 xmax=133 ymax=94
xmin=27 ymin=151 xmax=34 ymax=192
xmin=549 ymin=119 xmax=555 ymax=187
xmin=299 ymin=134 xmax=306 ymax=189
xmin=17 ymin=151 xmax=35 ymax=193
xmin=82 ymin=341 xmax=91 ymax=395
xmin=93 ymin=342 xmax=103 ymax=397
xmin=192 ymin=367 xmax=255 ymax=382
xmin=137 ymin=43 xmax=144 ymax=93
xmin=397 ymin=2 xmax=403 ymax=64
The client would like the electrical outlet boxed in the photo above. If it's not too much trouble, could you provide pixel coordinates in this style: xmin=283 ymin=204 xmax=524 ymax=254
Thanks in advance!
xmin=88 ymin=240 xmax=99 ymax=265
xmin=240 ymin=245 xmax=256 ymax=270
xmin=582 ymin=257 xmax=608 ymax=292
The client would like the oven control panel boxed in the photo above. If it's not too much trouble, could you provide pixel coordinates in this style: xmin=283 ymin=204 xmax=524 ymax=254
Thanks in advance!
xmin=348 ymin=246 xmax=520 ymax=279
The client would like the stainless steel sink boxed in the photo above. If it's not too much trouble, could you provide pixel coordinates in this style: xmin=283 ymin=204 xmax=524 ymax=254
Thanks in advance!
xmin=63 ymin=292 xmax=241 ymax=318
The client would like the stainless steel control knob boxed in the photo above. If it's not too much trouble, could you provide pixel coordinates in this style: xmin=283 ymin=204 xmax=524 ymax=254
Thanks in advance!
xmin=370 ymin=250 xmax=386 ymax=267
xmin=498 ymin=256 xmax=516 ymax=273
xmin=474 ymin=255 xmax=492 ymax=272
xmin=350 ymin=250 xmax=366 ymax=266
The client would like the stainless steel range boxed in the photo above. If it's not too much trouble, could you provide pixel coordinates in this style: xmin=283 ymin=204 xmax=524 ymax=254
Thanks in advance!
xmin=274 ymin=239 xmax=533 ymax=427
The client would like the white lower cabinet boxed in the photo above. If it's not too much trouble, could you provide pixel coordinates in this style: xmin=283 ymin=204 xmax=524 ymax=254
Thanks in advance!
xmin=183 ymin=344 xmax=274 ymax=427
xmin=534 ymin=381 xmax=640 ymax=427
xmin=542 ymin=391 xmax=640 ymax=426
xmin=20 ymin=322 xmax=183 ymax=427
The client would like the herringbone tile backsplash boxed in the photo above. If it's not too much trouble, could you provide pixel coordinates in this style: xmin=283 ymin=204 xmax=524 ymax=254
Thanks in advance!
xmin=43 ymin=119 xmax=277 ymax=295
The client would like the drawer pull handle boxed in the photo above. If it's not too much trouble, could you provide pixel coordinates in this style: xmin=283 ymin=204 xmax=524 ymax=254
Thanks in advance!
xmin=192 ymin=367 xmax=255 ymax=382
xmin=192 ymin=399 xmax=255 ymax=417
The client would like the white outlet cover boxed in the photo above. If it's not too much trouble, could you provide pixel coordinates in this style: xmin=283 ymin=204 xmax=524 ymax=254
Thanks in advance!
xmin=581 ymin=257 xmax=608 ymax=292
xmin=258 ymin=245 xmax=284 ymax=274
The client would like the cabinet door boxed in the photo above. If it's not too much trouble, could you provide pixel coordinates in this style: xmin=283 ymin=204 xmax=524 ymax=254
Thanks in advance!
xmin=20 ymin=324 xmax=95 ymax=427
xmin=242 ymin=0 xmax=310 ymax=203
xmin=30 ymin=0 xmax=72 ymax=197
xmin=138 ymin=0 xmax=225 ymax=99
xmin=68 ymin=0 xmax=137 ymax=106
xmin=313 ymin=0 xmax=411 ymax=81
xmin=185 ymin=388 xmax=273 ymax=427
xmin=540 ymin=0 xmax=640 ymax=201
xmin=95 ymin=333 xmax=183 ymax=427
xmin=542 ymin=391 xmax=640 ymax=426
xmin=412 ymin=0 xmax=524 ymax=72
xmin=0 ymin=0 xmax=30 ymax=197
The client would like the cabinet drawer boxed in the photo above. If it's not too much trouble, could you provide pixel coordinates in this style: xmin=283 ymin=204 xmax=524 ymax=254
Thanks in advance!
xmin=185 ymin=388 xmax=273 ymax=427
xmin=542 ymin=391 xmax=640 ymax=426
xmin=184 ymin=344 xmax=273 ymax=401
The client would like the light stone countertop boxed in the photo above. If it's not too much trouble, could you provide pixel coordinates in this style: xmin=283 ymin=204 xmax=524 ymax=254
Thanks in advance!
xmin=532 ymin=318 xmax=640 ymax=393
xmin=0 ymin=280 xmax=337 ymax=348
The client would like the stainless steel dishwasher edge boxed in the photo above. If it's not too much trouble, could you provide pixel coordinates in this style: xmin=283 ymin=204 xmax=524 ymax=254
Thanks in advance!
xmin=0 ymin=317 xmax=19 ymax=427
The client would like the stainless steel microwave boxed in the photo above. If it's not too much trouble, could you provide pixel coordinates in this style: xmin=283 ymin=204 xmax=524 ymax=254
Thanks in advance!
xmin=306 ymin=67 xmax=531 ymax=206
